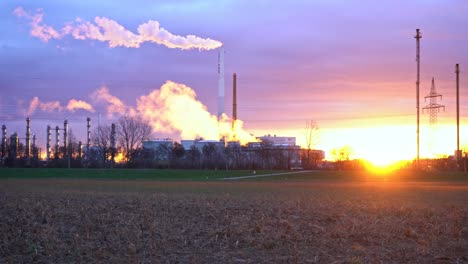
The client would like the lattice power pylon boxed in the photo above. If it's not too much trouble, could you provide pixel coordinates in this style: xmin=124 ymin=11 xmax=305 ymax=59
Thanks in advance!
xmin=423 ymin=78 xmax=445 ymax=125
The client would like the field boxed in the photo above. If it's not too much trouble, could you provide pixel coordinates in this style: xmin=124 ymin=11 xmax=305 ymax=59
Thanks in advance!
xmin=1 ymin=169 xmax=468 ymax=263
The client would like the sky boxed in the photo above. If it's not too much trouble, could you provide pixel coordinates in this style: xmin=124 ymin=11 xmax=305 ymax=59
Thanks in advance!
xmin=1 ymin=0 xmax=468 ymax=164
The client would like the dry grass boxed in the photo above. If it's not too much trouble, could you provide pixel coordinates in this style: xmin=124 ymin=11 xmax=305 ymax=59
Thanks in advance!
xmin=1 ymin=179 xmax=467 ymax=263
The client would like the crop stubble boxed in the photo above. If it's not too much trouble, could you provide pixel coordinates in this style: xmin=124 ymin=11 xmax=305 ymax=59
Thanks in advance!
xmin=1 ymin=179 xmax=467 ymax=263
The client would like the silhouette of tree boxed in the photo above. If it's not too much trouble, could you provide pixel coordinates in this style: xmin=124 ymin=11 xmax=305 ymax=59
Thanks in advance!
xmin=117 ymin=115 xmax=152 ymax=163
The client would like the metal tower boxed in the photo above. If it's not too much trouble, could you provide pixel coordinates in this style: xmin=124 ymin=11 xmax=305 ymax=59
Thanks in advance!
xmin=423 ymin=78 xmax=445 ymax=125
xmin=415 ymin=29 xmax=422 ymax=163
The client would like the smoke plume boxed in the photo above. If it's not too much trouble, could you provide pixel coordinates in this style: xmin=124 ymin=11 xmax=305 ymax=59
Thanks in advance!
xmin=93 ymin=81 xmax=256 ymax=144
xmin=26 ymin=97 xmax=95 ymax=115
xmin=27 ymin=96 xmax=63 ymax=115
xmin=91 ymin=86 xmax=135 ymax=117
xmin=14 ymin=7 xmax=222 ymax=50
xmin=66 ymin=99 xmax=95 ymax=112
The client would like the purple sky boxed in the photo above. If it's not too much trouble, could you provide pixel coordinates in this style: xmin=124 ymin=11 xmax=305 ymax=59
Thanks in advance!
xmin=1 ymin=0 xmax=468 ymax=159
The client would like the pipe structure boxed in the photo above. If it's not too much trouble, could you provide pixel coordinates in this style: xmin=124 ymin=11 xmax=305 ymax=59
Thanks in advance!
xmin=32 ymin=134 xmax=37 ymax=159
xmin=218 ymin=46 xmax=225 ymax=119
xmin=55 ymin=126 xmax=60 ymax=159
xmin=25 ymin=117 xmax=31 ymax=158
xmin=10 ymin=133 xmax=18 ymax=158
xmin=456 ymin=64 xmax=460 ymax=164
xmin=415 ymin=29 xmax=422 ymax=164
xmin=78 ymin=141 xmax=82 ymax=159
xmin=86 ymin=117 xmax=91 ymax=154
xmin=63 ymin=119 xmax=68 ymax=156
xmin=46 ymin=125 xmax=51 ymax=160
xmin=1 ymin=125 xmax=6 ymax=158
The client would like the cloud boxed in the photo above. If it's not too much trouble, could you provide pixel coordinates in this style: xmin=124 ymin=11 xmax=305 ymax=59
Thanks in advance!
xmin=13 ymin=7 xmax=61 ymax=42
xmin=14 ymin=7 xmax=222 ymax=50
xmin=66 ymin=99 xmax=95 ymax=112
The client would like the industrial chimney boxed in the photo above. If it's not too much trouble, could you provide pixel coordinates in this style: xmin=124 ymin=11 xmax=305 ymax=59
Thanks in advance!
xmin=1 ymin=125 xmax=6 ymax=158
xmin=86 ymin=117 xmax=91 ymax=154
xmin=232 ymin=73 xmax=237 ymax=130
xmin=63 ymin=119 xmax=68 ymax=156
xmin=456 ymin=64 xmax=460 ymax=164
xmin=25 ymin=117 xmax=31 ymax=158
xmin=55 ymin=126 xmax=60 ymax=159
xmin=46 ymin=125 xmax=51 ymax=160
xmin=218 ymin=46 xmax=225 ymax=119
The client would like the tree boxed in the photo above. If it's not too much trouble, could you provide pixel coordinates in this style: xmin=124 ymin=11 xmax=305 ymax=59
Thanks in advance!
xmin=331 ymin=145 xmax=354 ymax=170
xmin=304 ymin=120 xmax=320 ymax=169
xmin=91 ymin=125 xmax=112 ymax=167
xmin=117 ymin=115 xmax=152 ymax=163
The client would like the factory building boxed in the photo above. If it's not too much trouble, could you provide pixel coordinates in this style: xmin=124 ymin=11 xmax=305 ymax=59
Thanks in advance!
xmin=258 ymin=134 xmax=296 ymax=146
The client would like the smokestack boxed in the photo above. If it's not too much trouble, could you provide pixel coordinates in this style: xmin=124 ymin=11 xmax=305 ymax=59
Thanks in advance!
xmin=456 ymin=64 xmax=460 ymax=164
xmin=87 ymin=117 xmax=91 ymax=152
xmin=1 ymin=125 xmax=6 ymax=158
xmin=46 ymin=125 xmax=51 ymax=160
xmin=55 ymin=126 xmax=60 ymax=159
xmin=63 ymin=119 xmax=68 ymax=156
xmin=415 ymin=28 xmax=422 ymax=164
xmin=25 ymin=117 xmax=31 ymax=158
xmin=232 ymin=73 xmax=237 ymax=129
xmin=218 ymin=46 xmax=225 ymax=119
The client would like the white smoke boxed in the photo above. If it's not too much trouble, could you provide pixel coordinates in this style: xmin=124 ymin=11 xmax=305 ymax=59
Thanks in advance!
xmin=14 ymin=7 xmax=222 ymax=50
xmin=26 ymin=96 xmax=63 ymax=115
xmin=66 ymin=99 xmax=95 ymax=113
xmin=90 ymin=86 xmax=135 ymax=117
xmin=26 ymin=97 xmax=95 ymax=115
xmin=92 ymin=81 xmax=256 ymax=144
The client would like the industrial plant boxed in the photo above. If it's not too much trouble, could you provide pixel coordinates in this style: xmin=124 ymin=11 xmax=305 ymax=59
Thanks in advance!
xmin=0 ymin=50 xmax=324 ymax=170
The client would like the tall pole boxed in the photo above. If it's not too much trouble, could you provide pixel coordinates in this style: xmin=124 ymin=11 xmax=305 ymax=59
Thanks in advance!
xmin=456 ymin=64 xmax=460 ymax=164
xmin=415 ymin=29 xmax=422 ymax=164
xmin=218 ymin=46 xmax=225 ymax=119
xmin=46 ymin=125 xmax=51 ymax=160
xmin=25 ymin=117 xmax=31 ymax=158
xmin=232 ymin=73 xmax=237 ymax=129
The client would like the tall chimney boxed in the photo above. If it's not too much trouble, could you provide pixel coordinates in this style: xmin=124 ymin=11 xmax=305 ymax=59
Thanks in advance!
xmin=86 ymin=117 xmax=91 ymax=153
xmin=218 ymin=46 xmax=225 ymax=119
xmin=63 ymin=119 xmax=68 ymax=156
xmin=232 ymin=73 xmax=237 ymax=129
xmin=46 ymin=125 xmax=51 ymax=160
xmin=415 ymin=28 xmax=421 ymax=164
xmin=25 ymin=117 xmax=31 ymax=158
xmin=55 ymin=126 xmax=60 ymax=159
xmin=456 ymin=64 xmax=460 ymax=163
xmin=1 ymin=125 xmax=6 ymax=158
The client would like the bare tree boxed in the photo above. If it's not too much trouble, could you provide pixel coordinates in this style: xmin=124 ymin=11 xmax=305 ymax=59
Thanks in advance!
xmin=304 ymin=120 xmax=320 ymax=168
xmin=117 ymin=115 xmax=152 ymax=162
xmin=91 ymin=125 xmax=112 ymax=167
